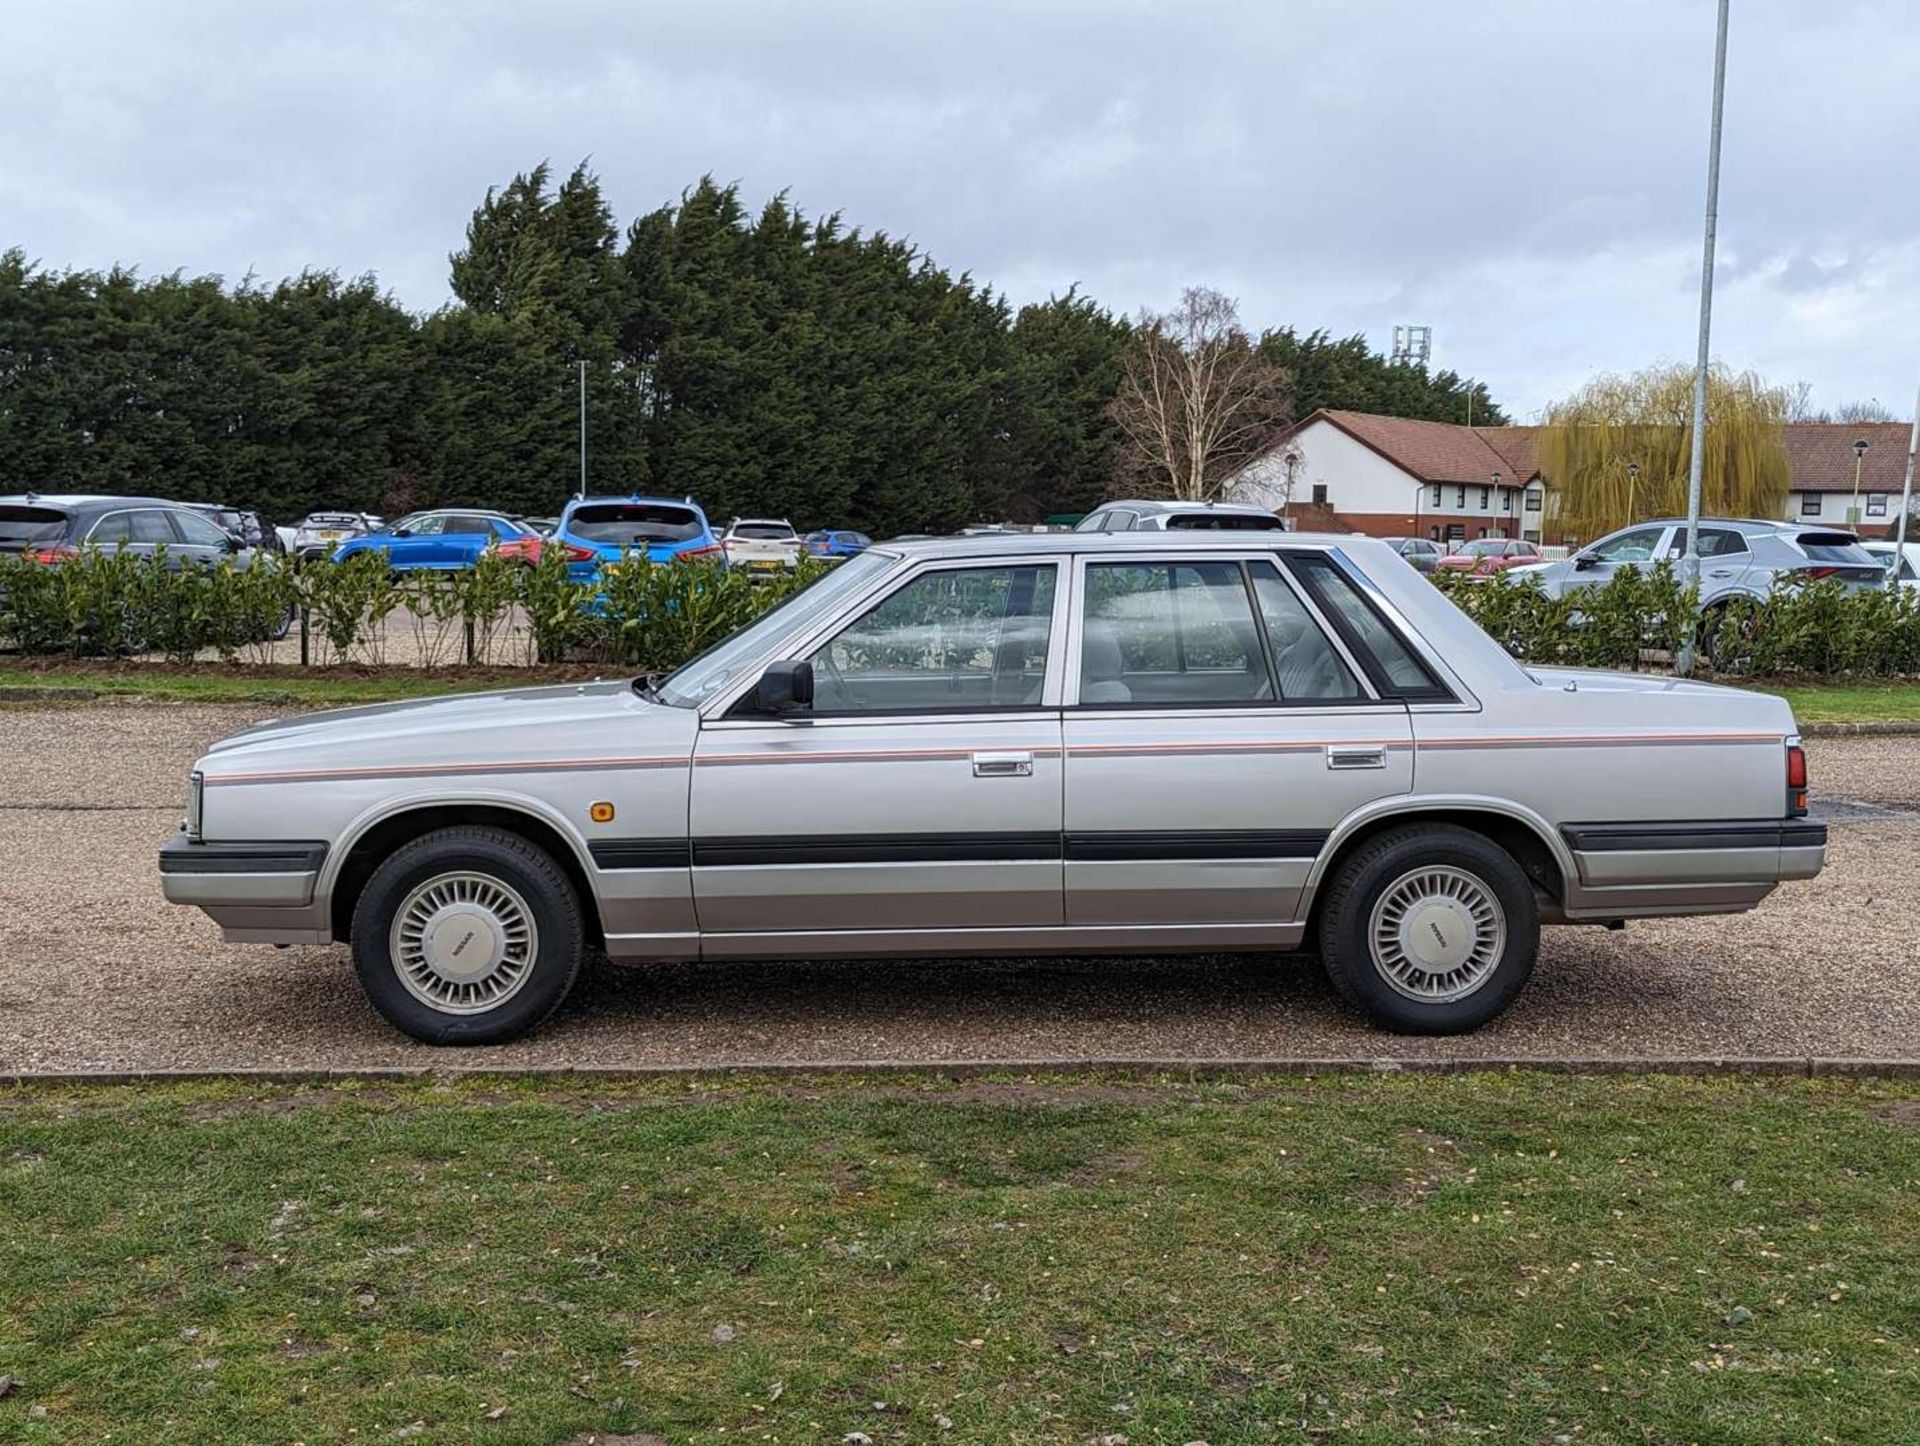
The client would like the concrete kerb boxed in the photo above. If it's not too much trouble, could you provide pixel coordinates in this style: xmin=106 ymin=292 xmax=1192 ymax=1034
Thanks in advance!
xmin=3 ymin=1056 xmax=1919 ymax=1088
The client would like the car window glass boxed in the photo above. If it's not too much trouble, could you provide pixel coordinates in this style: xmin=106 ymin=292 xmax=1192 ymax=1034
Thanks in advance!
xmin=1100 ymin=511 xmax=1135 ymax=532
xmin=1246 ymin=561 xmax=1362 ymax=701
xmin=1288 ymin=552 xmax=1446 ymax=699
xmin=1691 ymin=528 xmax=1749 ymax=559
xmin=809 ymin=564 xmax=1057 ymax=713
xmin=88 ymin=512 xmax=133 ymax=544
xmin=130 ymin=510 xmax=181 ymax=544
xmin=403 ymin=515 xmax=447 ymax=536
xmin=1165 ymin=512 xmax=1283 ymax=531
xmin=168 ymin=509 xmax=230 ymax=546
xmin=1591 ymin=527 xmax=1664 ymax=563
xmin=442 ymin=515 xmax=492 ymax=535
xmin=1080 ymin=560 xmax=1270 ymax=707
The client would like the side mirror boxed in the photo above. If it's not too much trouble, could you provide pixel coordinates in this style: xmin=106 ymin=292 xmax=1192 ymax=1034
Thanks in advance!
xmin=754 ymin=659 xmax=814 ymax=715
xmin=1572 ymin=553 xmax=1598 ymax=571
xmin=393 ymin=527 xmax=413 ymax=538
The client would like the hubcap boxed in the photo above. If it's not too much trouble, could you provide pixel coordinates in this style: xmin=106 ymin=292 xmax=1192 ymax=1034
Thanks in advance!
xmin=1367 ymin=865 xmax=1506 ymax=1003
xmin=389 ymin=871 xmax=538 ymax=1015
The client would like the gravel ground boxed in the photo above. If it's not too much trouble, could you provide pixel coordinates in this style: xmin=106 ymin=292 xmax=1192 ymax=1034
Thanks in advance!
xmin=1 ymin=701 xmax=1915 ymax=1072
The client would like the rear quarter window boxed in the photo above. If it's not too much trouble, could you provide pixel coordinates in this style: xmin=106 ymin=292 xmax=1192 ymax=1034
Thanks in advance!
xmin=1287 ymin=551 xmax=1451 ymax=701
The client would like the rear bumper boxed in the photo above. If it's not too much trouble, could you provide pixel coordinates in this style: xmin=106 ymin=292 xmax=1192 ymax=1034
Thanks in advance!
xmin=159 ymin=837 xmax=333 ymax=943
xmin=1557 ymin=819 xmax=1827 ymax=919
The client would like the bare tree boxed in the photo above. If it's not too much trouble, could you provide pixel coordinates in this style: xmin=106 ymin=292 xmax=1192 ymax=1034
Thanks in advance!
xmin=1108 ymin=287 xmax=1291 ymax=500
xmin=1782 ymin=383 xmax=1895 ymax=425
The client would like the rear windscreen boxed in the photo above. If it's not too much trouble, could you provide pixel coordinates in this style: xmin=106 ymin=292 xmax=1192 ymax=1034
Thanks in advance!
xmin=0 ymin=506 xmax=72 ymax=545
xmin=730 ymin=523 xmax=795 ymax=540
xmin=1795 ymin=534 xmax=1877 ymax=565
xmin=570 ymin=504 xmax=703 ymax=543
xmin=1165 ymin=513 xmax=1284 ymax=531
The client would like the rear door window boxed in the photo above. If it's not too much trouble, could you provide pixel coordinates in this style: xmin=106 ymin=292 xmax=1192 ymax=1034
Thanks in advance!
xmin=569 ymin=504 xmax=703 ymax=544
xmin=442 ymin=515 xmax=493 ymax=535
xmin=130 ymin=510 xmax=179 ymax=544
xmin=1079 ymin=560 xmax=1270 ymax=706
xmin=1246 ymin=561 xmax=1362 ymax=702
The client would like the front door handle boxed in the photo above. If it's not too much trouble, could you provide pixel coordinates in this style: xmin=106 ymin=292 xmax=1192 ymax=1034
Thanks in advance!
xmin=972 ymin=751 xmax=1033 ymax=778
xmin=1327 ymin=745 xmax=1388 ymax=771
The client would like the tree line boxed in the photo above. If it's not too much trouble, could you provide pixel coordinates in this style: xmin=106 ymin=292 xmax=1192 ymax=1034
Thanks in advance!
xmin=0 ymin=163 xmax=1505 ymax=534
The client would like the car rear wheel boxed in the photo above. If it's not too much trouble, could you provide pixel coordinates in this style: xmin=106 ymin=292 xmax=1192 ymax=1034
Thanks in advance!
xmin=350 ymin=826 xmax=584 ymax=1045
xmin=1317 ymin=824 xmax=1539 ymax=1034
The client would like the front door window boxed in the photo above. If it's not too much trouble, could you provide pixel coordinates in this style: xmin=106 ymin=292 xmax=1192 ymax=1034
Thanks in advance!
xmin=808 ymin=564 xmax=1057 ymax=713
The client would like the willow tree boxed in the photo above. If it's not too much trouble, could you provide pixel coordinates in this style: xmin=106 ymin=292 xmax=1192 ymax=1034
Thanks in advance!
xmin=1536 ymin=365 xmax=1792 ymax=540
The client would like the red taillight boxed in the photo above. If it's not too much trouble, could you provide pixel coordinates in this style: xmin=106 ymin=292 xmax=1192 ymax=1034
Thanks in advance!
xmin=1786 ymin=740 xmax=1808 ymax=816
xmin=24 ymin=544 xmax=77 ymax=565
xmin=678 ymin=544 xmax=724 ymax=564
xmin=1799 ymin=565 xmax=1841 ymax=581
xmin=563 ymin=544 xmax=597 ymax=563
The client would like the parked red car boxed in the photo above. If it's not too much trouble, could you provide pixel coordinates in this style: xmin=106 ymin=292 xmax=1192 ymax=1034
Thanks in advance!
xmin=1436 ymin=539 xmax=1543 ymax=576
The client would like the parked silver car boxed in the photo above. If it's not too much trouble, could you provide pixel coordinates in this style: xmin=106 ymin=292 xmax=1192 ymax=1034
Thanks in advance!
xmin=1381 ymin=536 xmax=1443 ymax=573
xmin=1076 ymin=499 xmax=1287 ymax=532
xmin=1510 ymin=518 xmax=1883 ymax=609
xmin=161 ymin=533 xmax=1824 ymax=1044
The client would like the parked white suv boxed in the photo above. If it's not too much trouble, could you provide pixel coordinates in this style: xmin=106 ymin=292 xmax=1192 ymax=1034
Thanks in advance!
xmin=721 ymin=518 xmax=802 ymax=572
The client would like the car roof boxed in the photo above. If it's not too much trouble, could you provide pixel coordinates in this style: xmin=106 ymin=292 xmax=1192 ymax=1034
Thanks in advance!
xmin=568 ymin=494 xmax=705 ymax=510
xmin=0 ymin=494 xmax=177 ymax=511
xmin=872 ymin=531 xmax=1358 ymax=562
xmin=1091 ymin=498 xmax=1276 ymax=516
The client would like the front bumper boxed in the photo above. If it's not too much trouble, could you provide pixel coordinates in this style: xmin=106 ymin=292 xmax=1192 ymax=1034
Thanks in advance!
xmin=159 ymin=837 xmax=333 ymax=943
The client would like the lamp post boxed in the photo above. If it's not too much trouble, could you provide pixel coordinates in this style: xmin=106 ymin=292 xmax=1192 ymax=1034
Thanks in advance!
xmin=1491 ymin=471 xmax=1501 ymax=538
xmin=577 ymin=360 xmax=589 ymax=500
xmin=1627 ymin=461 xmax=1640 ymax=522
xmin=1849 ymin=437 xmax=1869 ymax=527
xmin=1676 ymin=0 xmax=1730 ymax=677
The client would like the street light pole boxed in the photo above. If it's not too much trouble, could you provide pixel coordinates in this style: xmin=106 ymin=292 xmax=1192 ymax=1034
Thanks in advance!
xmin=1849 ymin=438 xmax=1869 ymax=527
xmin=1677 ymin=0 xmax=1731 ymax=676
xmin=577 ymin=359 xmax=588 ymax=500
xmin=1627 ymin=461 xmax=1640 ymax=522
xmin=1894 ymin=387 xmax=1919 ymax=587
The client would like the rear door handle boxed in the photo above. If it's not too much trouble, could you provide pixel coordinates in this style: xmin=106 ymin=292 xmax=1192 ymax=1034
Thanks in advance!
xmin=972 ymin=751 xmax=1033 ymax=778
xmin=1327 ymin=745 xmax=1388 ymax=771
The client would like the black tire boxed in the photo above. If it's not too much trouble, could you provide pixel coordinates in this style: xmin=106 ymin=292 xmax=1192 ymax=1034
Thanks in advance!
xmin=269 ymin=602 xmax=296 ymax=642
xmin=350 ymin=826 xmax=585 ymax=1045
xmin=1317 ymin=824 xmax=1539 ymax=1035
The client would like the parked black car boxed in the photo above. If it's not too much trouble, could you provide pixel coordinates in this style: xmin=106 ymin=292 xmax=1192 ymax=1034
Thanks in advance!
xmin=0 ymin=493 xmax=293 ymax=637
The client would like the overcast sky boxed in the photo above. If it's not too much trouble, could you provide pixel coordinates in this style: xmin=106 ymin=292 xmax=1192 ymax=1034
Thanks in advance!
xmin=6 ymin=0 xmax=1917 ymax=419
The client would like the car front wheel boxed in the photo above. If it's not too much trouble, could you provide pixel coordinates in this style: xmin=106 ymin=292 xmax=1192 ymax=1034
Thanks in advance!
xmin=1317 ymin=824 xmax=1539 ymax=1034
xmin=350 ymin=826 xmax=585 ymax=1045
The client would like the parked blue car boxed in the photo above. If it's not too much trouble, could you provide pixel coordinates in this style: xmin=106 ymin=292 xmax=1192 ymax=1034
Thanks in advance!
xmin=331 ymin=509 xmax=536 ymax=570
xmin=802 ymin=529 xmax=872 ymax=560
xmin=552 ymin=495 xmax=724 ymax=583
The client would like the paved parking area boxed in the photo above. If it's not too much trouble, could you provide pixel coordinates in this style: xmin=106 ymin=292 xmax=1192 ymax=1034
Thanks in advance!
xmin=1 ymin=700 xmax=1915 ymax=1073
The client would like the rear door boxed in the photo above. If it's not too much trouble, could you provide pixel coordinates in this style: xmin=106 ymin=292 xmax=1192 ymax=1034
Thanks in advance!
xmin=691 ymin=556 xmax=1066 ymax=938
xmin=1061 ymin=551 xmax=1415 ymax=931
xmin=440 ymin=513 xmax=495 ymax=567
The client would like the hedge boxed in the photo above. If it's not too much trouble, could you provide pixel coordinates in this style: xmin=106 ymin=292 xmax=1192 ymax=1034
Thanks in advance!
xmin=0 ymin=547 xmax=826 ymax=668
xmin=5 ymin=547 xmax=1916 ymax=681
xmin=1431 ymin=564 xmax=1920 ymax=678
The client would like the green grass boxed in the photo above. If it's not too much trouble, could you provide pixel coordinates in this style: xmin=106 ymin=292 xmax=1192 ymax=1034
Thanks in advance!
xmin=3 ymin=1072 xmax=1918 ymax=1443
xmin=1763 ymin=681 xmax=1920 ymax=725
xmin=0 ymin=665 xmax=585 ymax=705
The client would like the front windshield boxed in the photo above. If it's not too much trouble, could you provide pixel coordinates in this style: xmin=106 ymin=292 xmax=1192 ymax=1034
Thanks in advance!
xmin=652 ymin=550 xmax=896 ymax=708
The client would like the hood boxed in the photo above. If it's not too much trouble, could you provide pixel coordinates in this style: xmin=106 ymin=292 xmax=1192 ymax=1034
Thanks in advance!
xmin=202 ymin=679 xmax=689 ymax=772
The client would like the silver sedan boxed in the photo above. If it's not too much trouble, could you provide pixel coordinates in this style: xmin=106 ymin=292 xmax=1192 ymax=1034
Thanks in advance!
xmin=161 ymin=533 xmax=1824 ymax=1044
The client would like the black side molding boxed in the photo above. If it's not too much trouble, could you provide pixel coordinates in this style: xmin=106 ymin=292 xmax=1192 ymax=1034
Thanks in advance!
xmin=1561 ymin=820 xmax=1829 ymax=853
xmin=158 ymin=838 xmax=329 ymax=874
xmin=1064 ymin=829 xmax=1328 ymax=861
xmin=692 ymin=832 xmax=1061 ymax=868
xmin=588 ymin=839 xmax=692 ymax=871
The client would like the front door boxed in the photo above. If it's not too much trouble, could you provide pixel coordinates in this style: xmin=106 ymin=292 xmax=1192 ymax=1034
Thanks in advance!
xmin=1062 ymin=552 xmax=1416 ymax=930
xmin=691 ymin=557 xmax=1066 ymax=938
xmin=1566 ymin=525 xmax=1671 ymax=593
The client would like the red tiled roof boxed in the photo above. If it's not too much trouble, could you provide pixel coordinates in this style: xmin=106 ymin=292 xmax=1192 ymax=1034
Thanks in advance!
xmin=1281 ymin=409 xmax=1913 ymax=495
xmin=1782 ymin=422 xmax=1915 ymax=493
xmin=1305 ymin=409 xmax=1538 ymax=486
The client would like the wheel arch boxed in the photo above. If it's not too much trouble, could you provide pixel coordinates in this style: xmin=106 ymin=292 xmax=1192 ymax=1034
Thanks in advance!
xmin=323 ymin=794 xmax=604 ymax=947
xmin=1301 ymin=797 xmax=1573 ymax=932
